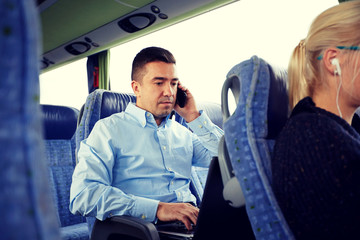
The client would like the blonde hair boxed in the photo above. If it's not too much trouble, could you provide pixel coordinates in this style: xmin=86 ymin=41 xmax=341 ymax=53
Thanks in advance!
xmin=288 ymin=1 xmax=360 ymax=109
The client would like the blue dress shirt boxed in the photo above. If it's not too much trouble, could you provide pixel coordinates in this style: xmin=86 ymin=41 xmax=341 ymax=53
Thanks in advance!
xmin=70 ymin=103 xmax=223 ymax=222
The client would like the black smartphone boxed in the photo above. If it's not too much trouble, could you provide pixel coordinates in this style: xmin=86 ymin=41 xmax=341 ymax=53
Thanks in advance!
xmin=176 ymin=88 xmax=187 ymax=108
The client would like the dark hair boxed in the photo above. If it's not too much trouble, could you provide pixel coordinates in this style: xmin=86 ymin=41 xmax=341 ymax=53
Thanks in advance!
xmin=131 ymin=47 xmax=176 ymax=81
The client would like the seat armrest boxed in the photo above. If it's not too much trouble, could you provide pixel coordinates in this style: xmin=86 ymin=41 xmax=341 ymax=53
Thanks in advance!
xmin=91 ymin=216 xmax=160 ymax=240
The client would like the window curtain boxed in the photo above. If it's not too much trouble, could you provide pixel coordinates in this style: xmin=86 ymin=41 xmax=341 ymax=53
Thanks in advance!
xmin=87 ymin=50 xmax=110 ymax=93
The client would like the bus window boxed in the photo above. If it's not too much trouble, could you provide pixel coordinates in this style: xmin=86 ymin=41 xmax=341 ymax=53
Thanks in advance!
xmin=40 ymin=58 xmax=88 ymax=110
xmin=109 ymin=0 xmax=337 ymax=104
xmin=40 ymin=0 xmax=338 ymax=109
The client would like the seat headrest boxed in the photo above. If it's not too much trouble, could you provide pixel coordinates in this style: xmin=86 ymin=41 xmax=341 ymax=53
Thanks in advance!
xmin=223 ymin=56 xmax=288 ymax=139
xmin=100 ymin=91 xmax=136 ymax=119
xmin=79 ymin=90 xmax=222 ymax=132
xmin=41 ymin=105 xmax=79 ymax=140
xmin=97 ymin=91 xmax=223 ymax=128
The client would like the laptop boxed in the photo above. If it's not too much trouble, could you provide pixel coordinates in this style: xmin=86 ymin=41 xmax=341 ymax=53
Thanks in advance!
xmin=156 ymin=157 xmax=255 ymax=240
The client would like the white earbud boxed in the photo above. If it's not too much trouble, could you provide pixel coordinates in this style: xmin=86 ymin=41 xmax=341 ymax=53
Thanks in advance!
xmin=332 ymin=58 xmax=343 ymax=118
xmin=331 ymin=58 xmax=341 ymax=76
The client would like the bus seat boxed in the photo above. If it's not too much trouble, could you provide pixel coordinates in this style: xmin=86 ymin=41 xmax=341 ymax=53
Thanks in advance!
xmin=75 ymin=89 xmax=223 ymax=239
xmin=41 ymin=105 xmax=89 ymax=240
xmin=75 ymin=89 xmax=154 ymax=239
xmin=0 ymin=0 xmax=60 ymax=239
xmin=197 ymin=101 xmax=223 ymax=129
xmin=189 ymin=101 xmax=223 ymax=207
xmin=222 ymin=56 xmax=295 ymax=239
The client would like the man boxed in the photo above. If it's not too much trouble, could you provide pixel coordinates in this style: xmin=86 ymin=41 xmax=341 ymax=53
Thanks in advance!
xmin=70 ymin=47 xmax=223 ymax=230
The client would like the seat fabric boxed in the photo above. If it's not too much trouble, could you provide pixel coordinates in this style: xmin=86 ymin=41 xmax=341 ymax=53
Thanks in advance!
xmin=0 ymin=0 xmax=60 ymax=239
xmin=42 ymin=105 xmax=89 ymax=240
xmin=223 ymin=56 xmax=294 ymax=239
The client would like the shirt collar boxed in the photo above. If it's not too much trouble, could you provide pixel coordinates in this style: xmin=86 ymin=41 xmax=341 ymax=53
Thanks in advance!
xmin=125 ymin=103 xmax=172 ymax=128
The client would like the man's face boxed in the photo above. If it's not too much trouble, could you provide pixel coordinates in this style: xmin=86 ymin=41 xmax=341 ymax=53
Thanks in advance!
xmin=132 ymin=61 xmax=178 ymax=123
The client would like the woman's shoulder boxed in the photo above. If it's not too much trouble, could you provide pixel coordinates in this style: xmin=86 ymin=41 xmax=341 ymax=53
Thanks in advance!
xmin=275 ymin=97 xmax=360 ymax=162
xmin=287 ymin=97 xmax=359 ymax=138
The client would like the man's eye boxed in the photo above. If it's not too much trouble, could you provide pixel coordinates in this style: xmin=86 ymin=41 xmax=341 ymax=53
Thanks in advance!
xmin=172 ymin=82 xmax=178 ymax=86
xmin=155 ymin=82 xmax=162 ymax=86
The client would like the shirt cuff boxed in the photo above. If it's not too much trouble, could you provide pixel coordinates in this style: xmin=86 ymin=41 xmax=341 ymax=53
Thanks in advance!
xmin=130 ymin=196 xmax=160 ymax=222
xmin=187 ymin=110 xmax=214 ymax=135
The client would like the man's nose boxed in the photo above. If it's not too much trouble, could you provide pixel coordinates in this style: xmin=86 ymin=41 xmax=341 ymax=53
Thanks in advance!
xmin=163 ymin=83 xmax=175 ymax=96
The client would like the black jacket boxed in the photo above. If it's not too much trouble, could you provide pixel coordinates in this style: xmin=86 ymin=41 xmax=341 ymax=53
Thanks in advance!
xmin=272 ymin=97 xmax=360 ymax=240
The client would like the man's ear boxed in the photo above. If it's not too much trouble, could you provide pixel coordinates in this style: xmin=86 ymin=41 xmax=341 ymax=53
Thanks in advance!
xmin=131 ymin=80 xmax=141 ymax=97
xmin=323 ymin=48 xmax=341 ymax=75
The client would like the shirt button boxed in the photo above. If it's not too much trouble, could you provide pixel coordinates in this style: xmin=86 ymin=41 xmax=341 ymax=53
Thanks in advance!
xmin=177 ymin=192 xmax=181 ymax=198
xmin=198 ymin=125 xmax=203 ymax=128
xmin=147 ymin=113 xmax=151 ymax=117
xmin=163 ymin=146 xmax=167 ymax=150
xmin=168 ymin=167 xmax=172 ymax=171
xmin=171 ymin=181 xmax=174 ymax=185
xmin=141 ymin=214 xmax=146 ymax=219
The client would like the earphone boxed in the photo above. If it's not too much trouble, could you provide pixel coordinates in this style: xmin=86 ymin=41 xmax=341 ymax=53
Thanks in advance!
xmin=331 ymin=58 xmax=341 ymax=76
xmin=331 ymin=58 xmax=343 ymax=118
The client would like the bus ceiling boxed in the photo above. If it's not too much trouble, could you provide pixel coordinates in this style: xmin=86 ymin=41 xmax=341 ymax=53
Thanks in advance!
xmin=38 ymin=0 xmax=239 ymax=72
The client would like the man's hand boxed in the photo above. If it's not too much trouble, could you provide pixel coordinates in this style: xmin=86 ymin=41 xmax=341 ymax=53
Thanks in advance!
xmin=156 ymin=202 xmax=199 ymax=230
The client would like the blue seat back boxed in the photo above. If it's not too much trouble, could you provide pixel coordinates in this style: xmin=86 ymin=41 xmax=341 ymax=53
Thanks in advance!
xmin=75 ymin=89 xmax=222 ymax=232
xmin=76 ymin=90 xmax=223 ymax=202
xmin=76 ymin=90 xmax=223 ymax=148
xmin=76 ymin=89 xmax=189 ymax=146
xmin=41 ymin=105 xmax=89 ymax=235
xmin=0 ymin=0 xmax=60 ymax=239
xmin=222 ymin=56 xmax=294 ymax=239
xmin=75 ymin=90 xmax=137 ymax=234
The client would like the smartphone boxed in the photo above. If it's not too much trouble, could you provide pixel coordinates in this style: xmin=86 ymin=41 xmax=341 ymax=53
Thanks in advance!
xmin=176 ymin=88 xmax=187 ymax=108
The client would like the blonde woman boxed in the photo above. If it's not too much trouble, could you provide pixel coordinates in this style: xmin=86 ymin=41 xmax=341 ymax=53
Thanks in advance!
xmin=272 ymin=1 xmax=360 ymax=239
